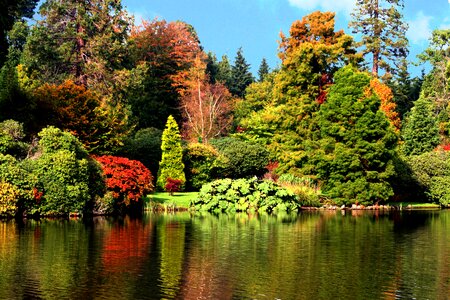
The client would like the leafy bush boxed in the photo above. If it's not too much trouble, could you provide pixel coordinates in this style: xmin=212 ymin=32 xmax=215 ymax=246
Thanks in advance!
xmin=0 ymin=154 xmax=36 ymax=214
xmin=0 ymin=120 xmax=28 ymax=157
xmin=32 ymin=150 xmax=92 ymax=215
xmin=29 ymin=127 xmax=105 ymax=216
xmin=165 ymin=178 xmax=183 ymax=195
xmin=183 ymin=143 xmax=219 ymax=191
xmin=0 ymin=181 xmax=21 ymax=216
xmin=118 ymin=127 xmax=162 ymax=177
xmin=95 ymin=155 xmax=154 ymax=210
xmin=192 ymin=177 xmax=299 ymax=213
xmin=210 ymin=137 xmax=269 ymax=179
xmin=278 ymin=174 xmax=322 ymax=207
xmin=408 ymin=150 xmax=450 ymax=205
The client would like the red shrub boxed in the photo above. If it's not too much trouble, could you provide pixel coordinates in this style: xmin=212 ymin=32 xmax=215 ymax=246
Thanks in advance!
xmin=165 ymin=178 xmax=184 ymax=195
xmin=95 ymin=155 xmax=154 ymax=204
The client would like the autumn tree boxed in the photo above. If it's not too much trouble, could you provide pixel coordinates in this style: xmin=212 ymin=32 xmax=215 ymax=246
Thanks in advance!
xmin=349 ymin=0 xmax=408 ymax=78
xmin=157 ymin=115 xmax=185 ymax=190
xmin=180 ymin=54 xmax=233 ymax=143
xmin=367 ymin=78 xmax=401 ymax=131
xmin=33 ymin=80 xmax=130 ymax=153
xmin=129 ymin=19 xmax=202 ymax=128
xmin=229 ymin=47 xmax=254 ymax=98
xmin=239 ymin=11 xmax=359 ymax=175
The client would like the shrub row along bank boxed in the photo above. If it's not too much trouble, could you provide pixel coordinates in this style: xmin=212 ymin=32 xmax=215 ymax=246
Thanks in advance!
xmin=191 ymin=177 xmax=300 ymax=213
xmin=0 ymin=124 xmax=154 ymax=218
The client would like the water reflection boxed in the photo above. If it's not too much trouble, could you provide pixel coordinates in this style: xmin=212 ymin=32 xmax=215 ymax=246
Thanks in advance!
xmin=0 ymin=211 xmax=448 ymax=299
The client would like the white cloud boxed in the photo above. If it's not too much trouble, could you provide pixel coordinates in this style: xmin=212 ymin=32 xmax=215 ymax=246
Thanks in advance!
xmin=407 ymin=11 xmax=433 ymax=45
xmin=287 ymin=0 xmax=355 ymax=15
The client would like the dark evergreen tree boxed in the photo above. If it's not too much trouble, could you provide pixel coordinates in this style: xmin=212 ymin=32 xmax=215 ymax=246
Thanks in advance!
xmin=0 ymin=0 xmax=38 ymax=65
xmin=205 ymin=51 xmax=219 ymax=84
xmin=257 ymin=58 xmax=270 ymax=82
xmin=310 ymin=66 xmax=397 ymax=205
xmin=229 ymin=47 xmax=254 ymax=97
xmin=349 ymin=0 xmax=409 ymax=78
xmin=402 ymin=97 xmax=440 ymax=156
xmin=216 ymin=54 xmax=232 ymax=87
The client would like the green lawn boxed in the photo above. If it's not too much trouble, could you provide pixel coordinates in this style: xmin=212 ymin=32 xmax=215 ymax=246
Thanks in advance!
xmin=144 ymin=192 xmax=198 ymax=211
xmin=386 ymin=201 xmax=441 ymax=209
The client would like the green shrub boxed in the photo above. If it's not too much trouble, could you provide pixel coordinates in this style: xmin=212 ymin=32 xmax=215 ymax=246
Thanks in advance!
xmin=192 ymin=177 xmax=299 ymax=213
xmin=408 ymin=150 xmax=450 ymax=205
xmin=119 ymin=127 xmax=162 ymax=177
xmin=278 ymin=174 xmax=322 ymax=207
xmin=0 ymin=154 xmax=36 ymax=214
xmin=0 ymin=120 xmax=28 ymax=158
xmin=29 ymin=127 xmax=105 ymax=215
xmin=210 ymin=137 xmax=269 ymax=179
xmin=183 ymin=143 xmax=219 ymax=191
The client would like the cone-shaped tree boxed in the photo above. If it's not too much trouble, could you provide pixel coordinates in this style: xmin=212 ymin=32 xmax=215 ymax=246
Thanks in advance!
xmin=157 ymin=115 xmax=185 ymax=190
xmin=311 ymin=66 xmax=398 ymax=205
xmin=402 ymin=97 xmax=440 ymax=156
xmin=229 ymin=47 xmax=254 ymax=97
xmin=257 ymin=58 xmax=270 ymax=82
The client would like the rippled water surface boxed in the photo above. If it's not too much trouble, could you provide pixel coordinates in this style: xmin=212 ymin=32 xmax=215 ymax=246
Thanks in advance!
xmin=0 ymin=210 xmax=449 ymax=299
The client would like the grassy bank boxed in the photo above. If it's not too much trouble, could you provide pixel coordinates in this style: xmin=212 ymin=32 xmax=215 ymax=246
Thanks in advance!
xmin=386 ymin=201 xmax=441 ymax=209
xmin=144 ymin=192 xmax=198 ymax=211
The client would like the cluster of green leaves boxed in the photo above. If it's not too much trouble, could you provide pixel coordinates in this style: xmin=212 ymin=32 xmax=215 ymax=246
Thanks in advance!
xmin=191 ymin=177 xmax=299 ymax=213
xmin=408 ymin=151 xmax=450 ymax=206
xmin=309 ymin=66 xmax=398 ymax=205
xmin=118 ymin=127 xmax=162 ymax=177
xmin=183 ymin=143 xmax=219 ymax=191
xmin=0 ymin=125 xmax=106 ymax=217
xmin=30 ymin=127 xmax=105 ymax=215
xmin=210 ymin=137 xmax=269 ymax=179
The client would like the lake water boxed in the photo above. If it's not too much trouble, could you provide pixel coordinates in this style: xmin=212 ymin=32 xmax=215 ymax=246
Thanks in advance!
xmin=0 ymin=210 xmax=448 ymax=299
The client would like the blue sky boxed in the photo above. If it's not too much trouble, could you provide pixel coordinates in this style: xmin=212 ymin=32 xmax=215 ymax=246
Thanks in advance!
xmin=122 ymin=0 xmax=450 ymax=77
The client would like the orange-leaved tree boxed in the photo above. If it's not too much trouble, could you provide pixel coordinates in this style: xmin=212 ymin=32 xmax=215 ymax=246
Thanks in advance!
xmin=179 ymin=54 xmax=233 ymax=143
xmin=367 ymin=78 xmax=401 ymax=132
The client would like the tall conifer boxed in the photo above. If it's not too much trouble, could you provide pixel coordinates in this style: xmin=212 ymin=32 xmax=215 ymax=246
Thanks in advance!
xmin=229 ymin=47 xmax=254 ymax=97
xmin=350 ymin=0 xmax=408 ymax=78
xmin=157 ymin=115 xmax=185 ymax=190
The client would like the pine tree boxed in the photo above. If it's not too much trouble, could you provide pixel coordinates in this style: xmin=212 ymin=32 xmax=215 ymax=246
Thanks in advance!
xmin=216 ymin=54 xmax=232 ymax=87
xmin=229 ymin=47 xmax=254 ymax=97
xmin=311 ymin=66 xmax=397 ymax=205
xmin=402 ymin=97 xmax=440 ymax=156
xmin=23 ymin=0 xmax=131 ymax=92
xmin=157 ymin=115 xmax=186 ymax=190
xmin=205 ymin=51 xmax=219 ymax=84
xmin=257 ymin=58 xmax=270 ymax=82
xmin=349 ymin=0 xmax=408 ymax=78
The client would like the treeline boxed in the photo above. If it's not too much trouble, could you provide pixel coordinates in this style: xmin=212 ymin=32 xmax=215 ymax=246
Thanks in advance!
xmin=0 ymin=0 xmax=449 ymax=216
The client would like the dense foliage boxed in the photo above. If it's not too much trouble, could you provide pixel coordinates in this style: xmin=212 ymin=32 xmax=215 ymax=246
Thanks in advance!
xmin=192 ymin=177 xmax=299 ymax=213
xmin=183 ymin=143 xmax=219 ymax=191
xmin=210 ymin=137 xmax=269 ymax=179
xmin=310 ymin=66 xmax=398 ymax=205
xmin=0 ymin=2 xmax=449 ymax=215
